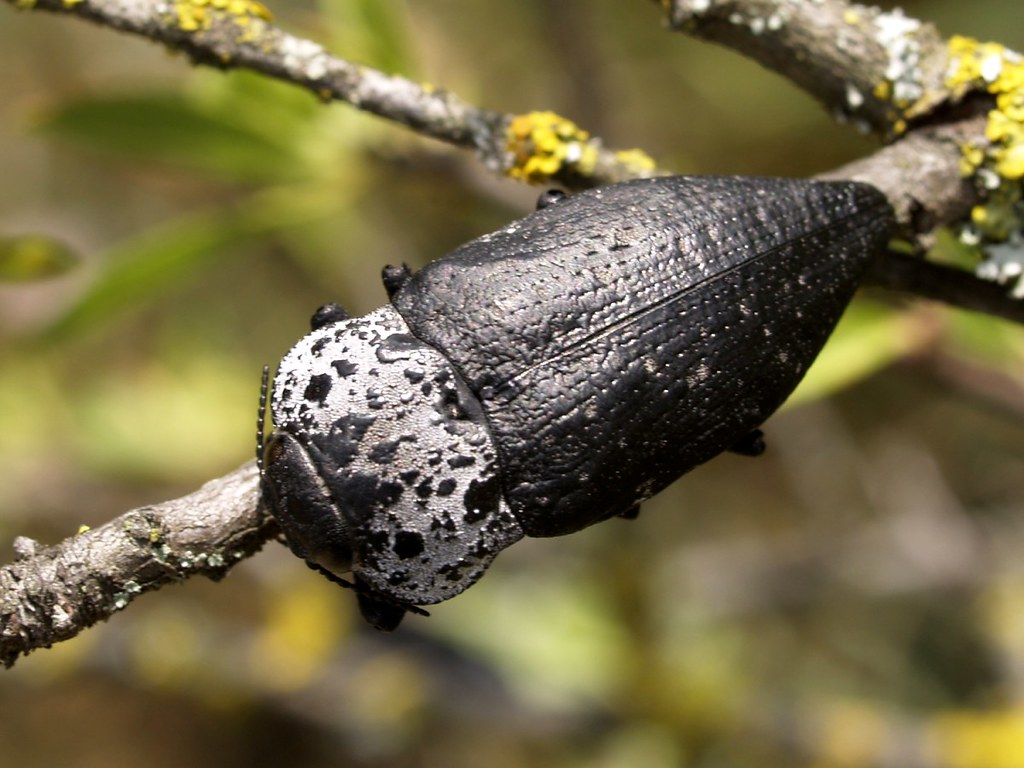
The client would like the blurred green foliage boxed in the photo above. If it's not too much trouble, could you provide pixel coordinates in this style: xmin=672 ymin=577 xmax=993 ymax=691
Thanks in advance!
xmin=0 ymin=235 xmax=79 ymax=281
xmin=1 ymin=1 xmax=1024 ymax=767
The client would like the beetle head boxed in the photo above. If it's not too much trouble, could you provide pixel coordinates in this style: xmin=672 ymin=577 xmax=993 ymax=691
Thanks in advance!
xmin=262 ymin=305 xmax=523 ymax=627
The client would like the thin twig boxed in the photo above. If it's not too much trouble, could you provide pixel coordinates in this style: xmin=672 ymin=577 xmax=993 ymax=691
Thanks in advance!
xmin=653 ymin=0 xmax=950 ymax=136
xmin=0 ymin=463 xmax=270 ymax=668
xmin=2 ymin=0 xmax=660 ymax=186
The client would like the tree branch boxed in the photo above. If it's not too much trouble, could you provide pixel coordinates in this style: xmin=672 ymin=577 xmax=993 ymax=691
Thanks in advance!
xmin=652 ymin=0 xmax=1024 ymax=326
xmin=654 ymin=0 xmax=951 ymax=136
xmin=2 ymin=0 xmax=660 ymax=186
xmin=0 ymin=463 xmax=270 ymax=668
xmin=1 ymin=0 xmax=1021 ymax=667
xmin=6 ymin=0 xmax=1017 ymax=317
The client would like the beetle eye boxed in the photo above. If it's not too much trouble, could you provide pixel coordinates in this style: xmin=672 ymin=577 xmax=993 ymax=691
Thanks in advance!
xmin=263 ymin=432 xmax=287 ymax=466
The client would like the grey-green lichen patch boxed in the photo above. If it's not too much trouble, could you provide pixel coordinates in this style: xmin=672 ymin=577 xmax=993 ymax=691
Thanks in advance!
xmin=946 ymin=36 xmax=1024 ymax=298
xmin=872 ymin=8 xmax=926 ymax=109
xmin=278 ymin=35 xmax=331 ymax=83
xmin=720 ymin=3 xmax=790 ymax=37
xmin=152 ymin=542 xmax=174 ymax=564
xmin=976 ymin=239 xmax=1024 ymax=298
xmin=838 ymin=5 xmax=928 ymax=135
xmin=206 ymin=553 xmax=226 ymax=568
xmin=50 ymin=602 xmax=72 ymax=631
xmin=111 ymin=580 xmax=142 ymax=612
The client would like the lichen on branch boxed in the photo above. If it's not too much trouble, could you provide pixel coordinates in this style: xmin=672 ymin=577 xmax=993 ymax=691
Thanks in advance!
xmin=3 ymin=0 xmax=658 ymax=187
xmin=656 ymin=0 xmax=949 ymax=137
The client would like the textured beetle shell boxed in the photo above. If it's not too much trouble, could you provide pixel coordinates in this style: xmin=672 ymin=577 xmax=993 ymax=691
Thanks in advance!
xmin=391 ymin=176 xmax=893 ymax=537
xmin=269 ymin=305 xmax=523 ymax=605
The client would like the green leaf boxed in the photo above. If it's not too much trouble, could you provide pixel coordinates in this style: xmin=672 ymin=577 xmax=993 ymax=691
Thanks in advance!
xmin=43 ymin=188 xmax=342 ymax=340
xmin=318 ymin=0 xmax=413 ymax=75
xmin=190 ymin=69 xmax=324 ymax=147
xmin=0 ymin=235 xmax=79 ymax=281
xmin=36 ymin=92 xmax=308 ymax=183
xmin=930 ymin=226 xmax=982 ymax=270
xmin=948 ymin=309 xmax=1024 ymax=369
xmin=352 ymin=0 xmax=413 ymax=75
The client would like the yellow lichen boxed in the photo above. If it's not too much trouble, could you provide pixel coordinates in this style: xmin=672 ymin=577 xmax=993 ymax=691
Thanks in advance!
xmin=505 ymin=111 xmax=598 ymax=184
xmin=62 ymin=0 xmax=84 ymax=7
xmin=945 ymin=35 xmax=1024 ymax=244
xmin=613 ymin=148 xmax=657 ymax=175
xmin=172 ymin=0 xmax=272 ymax=33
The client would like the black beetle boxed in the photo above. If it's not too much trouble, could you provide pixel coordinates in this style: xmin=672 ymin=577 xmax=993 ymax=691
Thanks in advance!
xmin=260 ymin=175 xmax=893 ymax=629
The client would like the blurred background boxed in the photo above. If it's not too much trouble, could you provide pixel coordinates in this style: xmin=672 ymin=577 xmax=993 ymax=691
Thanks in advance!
xmin=2 ymin=1 xmax=1024 ymax=766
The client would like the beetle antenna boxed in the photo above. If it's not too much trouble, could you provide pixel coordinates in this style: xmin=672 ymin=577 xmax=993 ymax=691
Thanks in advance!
xmin=257 ymin=364 xmax=269 ymax=475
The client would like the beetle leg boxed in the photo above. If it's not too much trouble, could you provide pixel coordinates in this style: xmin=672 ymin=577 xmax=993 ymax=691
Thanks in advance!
xmin=356 ymin=591 xmax=407 ymax=632
xmin=306 ymin=562 xmax=429 ymax=630
xmin=310 ymin=303 xmax=349 ymax=330
xmin=728 ymin=429 xmax=766 ymax=457
xmin=618 ymin=504 xmax=641 ymax=520
xmin=382 ymin=263 xmax=414 ymax=298
xmin=535 ymin=189 xmax=567 ymax=210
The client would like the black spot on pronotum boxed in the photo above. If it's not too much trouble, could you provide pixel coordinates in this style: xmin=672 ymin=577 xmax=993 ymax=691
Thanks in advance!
xmin=332 ymin=359 xmax=358 ymax=378
xmin=463 ymin=475 xmax=501 ymax=522
xmin=392 ymin=530 xmax=425 ymax=559
xmin=304 ymin=373 xmax=333 ymax=404
xmin=339 ymin=473 xmax=404 ymax=523
xmin=377 ymin=333 xmax=423 ymax=363
xmin=369 ymin=440 xmax=402 ymax=464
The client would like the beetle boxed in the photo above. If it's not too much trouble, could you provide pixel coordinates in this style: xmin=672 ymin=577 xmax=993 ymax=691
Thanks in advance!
xmin=260 ymin=175 xmax=894 ymax=630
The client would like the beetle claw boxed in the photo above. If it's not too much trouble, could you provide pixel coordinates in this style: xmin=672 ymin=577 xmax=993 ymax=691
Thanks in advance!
xmin=728 ymin=429 xmax=766 ymax=457
xmin=535 ymin=189 xmax=567 ymax=210
xmin=382 ymin=263 xmax=414 ymax=298
xmin=618 ymin=504 xmax=641 ymax=520
xmin=356 ymin=591 xmax=407 ymax=631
